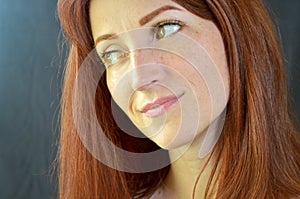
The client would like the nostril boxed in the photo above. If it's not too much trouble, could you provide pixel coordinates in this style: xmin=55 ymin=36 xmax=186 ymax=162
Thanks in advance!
xmin=131 ymin=64 xmax=166 ymax=91
xmin=132 ymin=79 xmax=158 ymax=91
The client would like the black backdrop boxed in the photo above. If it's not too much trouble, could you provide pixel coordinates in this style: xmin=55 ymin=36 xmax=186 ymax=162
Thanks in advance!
xmin=0 ymin=0 xmax=299 ymax=199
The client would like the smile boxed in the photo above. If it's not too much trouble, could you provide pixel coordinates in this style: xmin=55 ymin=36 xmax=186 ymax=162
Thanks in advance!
xmin=141 ymin=93 xmax=184 ymax=118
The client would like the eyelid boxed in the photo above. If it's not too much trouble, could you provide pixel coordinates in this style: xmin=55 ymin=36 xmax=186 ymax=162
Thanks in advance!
xmin=153 ymin=18 xmax=185 ymax=28
xmin=101 ymin=49 xmax=119 ymax=58
xmin=152 ymin=18 xmax=185 ymax=40
xmin=101 ymin=44 xmax=126 ymax=54
xmin=100 ymin=49 xmax=129 ymax=68
xmin=99 ymin=18 xmax=185 ymax=57
xmin=99 ymin=19 xmax=184 ymax=52
xmin=101 ymin=49 xmax=128 ymax=59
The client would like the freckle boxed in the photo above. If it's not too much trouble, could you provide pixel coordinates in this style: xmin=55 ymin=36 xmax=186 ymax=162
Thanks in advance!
xmin=159 ymin=54 xmax=164 ymax=61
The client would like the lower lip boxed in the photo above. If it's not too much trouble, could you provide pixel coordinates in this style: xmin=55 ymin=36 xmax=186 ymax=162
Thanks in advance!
xmin=143 ymin=96 xmax=181 ymax=118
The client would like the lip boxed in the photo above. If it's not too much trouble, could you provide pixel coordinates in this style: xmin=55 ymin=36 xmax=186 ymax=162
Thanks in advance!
xmin=141 ymin=93 xmax=184 ymax=118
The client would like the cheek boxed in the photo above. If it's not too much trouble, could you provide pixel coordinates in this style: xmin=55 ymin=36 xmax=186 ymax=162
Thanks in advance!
xmin=205 ymin=33 xmax=229 ymax=91
xmin=106 ymin=69 xmax=128 ymax=96
xmin=106 ymin=73 xmax=115 ymax=94
xmin=180 ymin=24 xmax=229 ymax=121
xmin=190 ymin=23 xmax=230 ymax=103
xmin=106 ymin=72 xmax=128 ymax=110
xmin=205 ymin=24 xmax=228 ymax=78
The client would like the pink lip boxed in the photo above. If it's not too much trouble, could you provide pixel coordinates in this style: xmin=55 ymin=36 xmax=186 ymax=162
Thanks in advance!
xmin=141 ymin=93 xmax=184 ymax=117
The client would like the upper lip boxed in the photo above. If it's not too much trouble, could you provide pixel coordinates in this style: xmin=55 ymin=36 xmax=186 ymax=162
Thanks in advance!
xmin=140 ymin=93 xmax=184 ymax=113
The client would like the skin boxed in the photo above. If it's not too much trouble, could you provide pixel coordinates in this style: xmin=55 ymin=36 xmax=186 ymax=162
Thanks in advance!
xmin=89 ymin=0 xmax=229 ymax=198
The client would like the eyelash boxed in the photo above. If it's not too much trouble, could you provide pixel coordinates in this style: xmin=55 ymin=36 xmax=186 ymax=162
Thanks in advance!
xmin=154 ymin=19 xmax=184 ymax=33
xmin=153 ymin=19 xmax=185 ymax=37
xmin=100 ymin=19 xmax=184 ymax=66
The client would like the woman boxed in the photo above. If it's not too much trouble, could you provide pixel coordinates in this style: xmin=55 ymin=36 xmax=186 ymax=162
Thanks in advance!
xmin=57 ymin=0 xmax=300 ymax=198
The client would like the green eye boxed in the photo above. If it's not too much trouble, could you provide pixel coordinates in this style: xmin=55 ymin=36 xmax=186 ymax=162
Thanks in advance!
xmin=155 ymin=20 xmax=183 ymax=39
xmin=101 ymin=50 xmax=128 ymax=67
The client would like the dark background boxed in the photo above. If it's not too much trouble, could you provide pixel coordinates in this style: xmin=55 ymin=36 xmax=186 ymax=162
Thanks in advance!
xmin=0 ymin=0 xmax=299 ymax=198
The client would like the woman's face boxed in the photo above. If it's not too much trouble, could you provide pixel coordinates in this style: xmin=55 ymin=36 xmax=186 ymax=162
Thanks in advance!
xmin=89 ymin=0 xmax=230 ymax=150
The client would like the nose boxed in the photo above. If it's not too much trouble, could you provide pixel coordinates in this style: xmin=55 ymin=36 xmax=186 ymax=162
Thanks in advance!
xmin=130 ymin=49 xmax=166 ymax=91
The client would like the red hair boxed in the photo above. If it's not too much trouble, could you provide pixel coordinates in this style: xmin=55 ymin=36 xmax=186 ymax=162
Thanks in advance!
xmin=56 ymin=0 xmax=300 ymax=198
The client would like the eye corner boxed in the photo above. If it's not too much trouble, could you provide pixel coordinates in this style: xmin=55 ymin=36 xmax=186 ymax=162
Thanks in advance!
xmin=99 ymin=49 xmax=129 ymax=68
xmin=153 ymin=19 xmax=185 ymax=40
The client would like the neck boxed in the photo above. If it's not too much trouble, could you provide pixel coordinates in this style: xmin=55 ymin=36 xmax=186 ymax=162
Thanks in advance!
xmin=161 ymin=113 xmax=225 ymax=199
xmin=163 ymin=139 xmax=217 ymax=198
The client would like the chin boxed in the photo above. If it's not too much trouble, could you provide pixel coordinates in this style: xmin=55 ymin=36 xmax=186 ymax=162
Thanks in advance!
xmin=148 ymin=128 xmax=196 ymax=150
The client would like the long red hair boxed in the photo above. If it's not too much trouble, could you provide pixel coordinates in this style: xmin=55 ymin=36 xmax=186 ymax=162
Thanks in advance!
xmin=56 ymin=0 xmax=300 ymax=198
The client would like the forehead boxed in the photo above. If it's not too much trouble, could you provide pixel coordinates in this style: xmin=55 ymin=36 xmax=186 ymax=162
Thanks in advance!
xmin=89 ymin=0 xmax=181 ymax=35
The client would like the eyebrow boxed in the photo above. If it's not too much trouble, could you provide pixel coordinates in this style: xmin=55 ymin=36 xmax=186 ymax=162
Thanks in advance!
xmin=95 ymin=33 xmax=118 ymax=46
xmin=139 ymin=5 xmax=182 ymax=26
xmin=94 ymin=5 xmax=182 ymax=45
